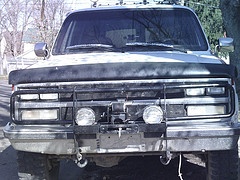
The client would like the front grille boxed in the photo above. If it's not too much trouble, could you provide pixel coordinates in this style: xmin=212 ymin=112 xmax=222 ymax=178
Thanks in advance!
xmin=11 ymin=78 xmax=235 ymax=125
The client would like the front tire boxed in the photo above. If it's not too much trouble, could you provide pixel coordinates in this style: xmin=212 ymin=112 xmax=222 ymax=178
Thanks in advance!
xmin=206 ymin=146 xmax=239 ymax=180
xmin=17 ymin=151 xmax=60 ymax=180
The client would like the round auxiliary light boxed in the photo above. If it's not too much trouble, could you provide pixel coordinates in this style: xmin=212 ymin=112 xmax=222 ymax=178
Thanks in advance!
xmin=75 ymin=108 xmax=96 ymax=126
xmin=143 ymin=105 xmax=163 ymax=124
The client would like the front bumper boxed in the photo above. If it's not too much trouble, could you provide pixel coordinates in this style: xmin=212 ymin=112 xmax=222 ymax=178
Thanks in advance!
xmin=4 ymin=122 xmax=240 ymax=155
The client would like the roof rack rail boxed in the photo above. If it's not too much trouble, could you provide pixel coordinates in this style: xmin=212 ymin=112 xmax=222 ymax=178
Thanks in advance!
xmin=151 ymin=0 xmax=181 ymax=5
xmin=90 ymin=0 xmax=182 ymax=8
xmin=90 ymin=0 xmax=99 ymax=7
xmin=155 ymin=0 xmax=180 ymax=5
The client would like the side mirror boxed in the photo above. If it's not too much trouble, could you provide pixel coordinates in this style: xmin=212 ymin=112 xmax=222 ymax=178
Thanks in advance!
xmin=217 ymin=37 xmax=234 ymax=53
xmin=34 ymin=43 xmax=49 ymax=58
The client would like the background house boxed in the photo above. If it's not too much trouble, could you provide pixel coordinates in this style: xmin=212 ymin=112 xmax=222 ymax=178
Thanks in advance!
xmin=7 ymin=28 xmax=42 ymax=74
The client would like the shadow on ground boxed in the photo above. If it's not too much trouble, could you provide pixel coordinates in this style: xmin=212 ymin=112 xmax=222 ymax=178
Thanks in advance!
xmin=0 ymin=146 xmax=18 ymax=180
xmin=59 ymin=155 xmax=206 ymax=180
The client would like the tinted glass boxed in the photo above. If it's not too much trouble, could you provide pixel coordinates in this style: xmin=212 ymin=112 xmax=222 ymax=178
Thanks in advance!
xmin=52 ymin=8 xmax=208 ymax=55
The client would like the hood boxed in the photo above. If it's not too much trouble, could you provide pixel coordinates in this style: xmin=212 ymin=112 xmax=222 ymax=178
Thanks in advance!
xmin=29 ymin=51 xmax=222 ymax=69
xmin=9 ymin=62 xmax=237 ymax=85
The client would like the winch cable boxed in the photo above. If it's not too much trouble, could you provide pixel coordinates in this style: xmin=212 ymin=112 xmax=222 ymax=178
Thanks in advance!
xmin=72 ymin=87 xmax=88 ymax=168
xmin=73 ymin=87 xmax=78 ymax=151
xmin=178 ymin=153 xmax=184 ymax=180
xmin=160 ymin=84 xmax=172 ymax=165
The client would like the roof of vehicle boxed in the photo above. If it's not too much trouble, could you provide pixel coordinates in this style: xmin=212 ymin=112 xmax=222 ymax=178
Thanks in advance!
xmin=68 ymin=3 xmax=195 ymax=16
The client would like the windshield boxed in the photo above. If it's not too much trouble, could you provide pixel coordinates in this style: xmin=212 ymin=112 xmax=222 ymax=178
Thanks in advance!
xmin=52 ymin=8 xmax=208 ymax=55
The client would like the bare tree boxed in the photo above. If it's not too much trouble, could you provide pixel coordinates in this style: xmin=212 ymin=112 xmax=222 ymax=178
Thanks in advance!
xmin=0 ymin=0 xmax=39 ymax=74
xmin=0 ymin=0 xmax=37 ymax=57
xmin=32 ymin=0 xmax=70 ymax=49
xmin=220 ymin=0 xmax=240 ymax=92
xmin=0 ymin=0 xmax=8 ymax=69
xmin=0 ymin=0 xmax=69 ymax=74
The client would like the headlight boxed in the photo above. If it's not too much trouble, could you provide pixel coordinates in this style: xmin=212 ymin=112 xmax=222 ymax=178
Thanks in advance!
xmin=20 ymin=93 xmax=59 ymax=100
xmin=75 ymin=108 xmax=96 ymax=126
xmin=206 ymin=87 xmax=225 ymax=95
xmin=40 ymin=93 xmax=58 ymax=100
xmin=186 ymin=88 xmax=205 ymax=96
xmin=187 ymin=105 xmax=225 ymax=116
xmin=21 ymin=109 xmax=58 ymax=120
xmin=20 ymin=94 xmax=39 ymax=100
xmin=143 ymin=105 xmax=163 ymax=124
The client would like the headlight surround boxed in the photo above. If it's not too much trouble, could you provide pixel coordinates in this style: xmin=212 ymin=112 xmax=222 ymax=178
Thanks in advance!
xmin=143 ymin=105 xmax=163 ymax=124
xmin=187 ymin=105 xmax=226 ymax=116
xmin=186 ymin=88 xmax=205 ymax=96
xmin=20 ymin=94 xmax=39 ymax=100
xmin=40 ymin=93 xmax=58 ymax=100
xmin=186 ymin=87 xmax=225 ymax=96
xmin=206 ymin=87 xmax=225 ymax=95
xmin=75 ymin=108 xmax=96 ymax=126
xmin=20 ymin=93 xmax=59 ymax=100
xmin=21 ymin=109 xmax=58 ymax=120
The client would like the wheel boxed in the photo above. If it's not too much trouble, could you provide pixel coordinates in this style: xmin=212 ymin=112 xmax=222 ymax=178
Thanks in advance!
xmin=17 ymin=151 xmax=60 ymax=180
xmin=206 ymin=146 xmax=239 ymax=180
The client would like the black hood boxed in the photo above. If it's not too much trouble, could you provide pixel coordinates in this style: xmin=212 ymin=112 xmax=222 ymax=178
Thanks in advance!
xmin=9 ymin=62 xmax=238 ymax=85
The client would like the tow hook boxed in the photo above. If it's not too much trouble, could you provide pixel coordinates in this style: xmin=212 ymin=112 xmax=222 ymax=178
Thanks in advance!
xmin=160 ymin=150 xmax=172 ymax=165
xmin=75 ymin=148 xmax=88 ymax=168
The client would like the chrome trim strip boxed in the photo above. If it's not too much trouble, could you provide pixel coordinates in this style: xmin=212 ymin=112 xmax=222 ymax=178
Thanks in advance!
xmin=4 ymin=123 xmax=240 ymax=139
xmin=16 ymin=78 xmax=230 ymax=88
xmin=17 ymin=97 xmax=229 ymax=109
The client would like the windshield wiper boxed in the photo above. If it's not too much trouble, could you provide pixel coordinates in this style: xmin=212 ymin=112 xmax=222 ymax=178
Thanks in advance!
xmin=126 ymin=42 xmax=187 ymax=53
xmin=67 ymin=44 xmax=113 ymax=50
